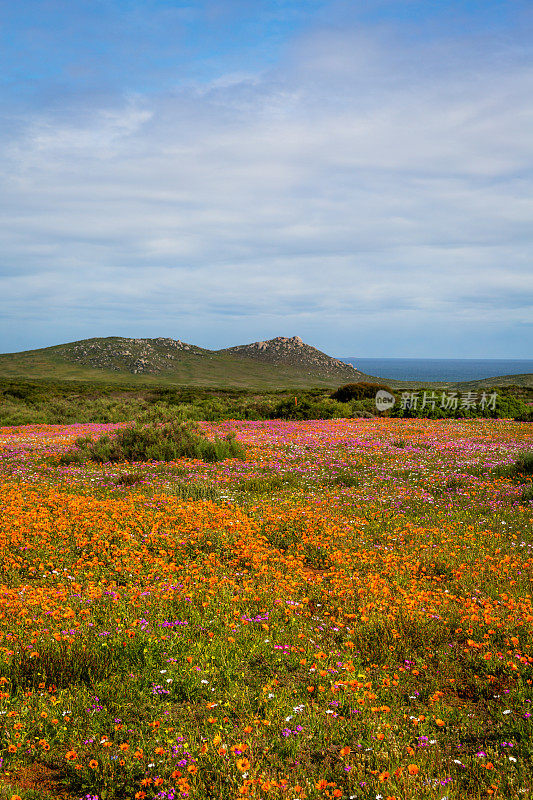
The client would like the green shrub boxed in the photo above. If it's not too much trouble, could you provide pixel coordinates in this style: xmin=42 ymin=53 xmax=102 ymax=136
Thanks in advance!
xmin=332 ymin=470 xmax=360 ymax=487
xmin=165 ymin=481 xmax=219 ymax=500
xmin=520 ymin=485 xmax=533 ymax=503
xmin=514 ymin=408 xmax=533 ymax=422
xmin=390 ymin=390 xmax=530 ymax=420
xmin=59 ymin=421 xmax=245 ymax=464
xmin=115 ymin=472 xmax=145 ymax=486
xmin=514 ymin=450 xmax=533 ymax=476
xmin=0 ymin=403 xmax=48 ymax=426
xmin=331 ymin=382 xmax=393 ymax=402
xmin=269 ymin=398 xmax=347 ymax=420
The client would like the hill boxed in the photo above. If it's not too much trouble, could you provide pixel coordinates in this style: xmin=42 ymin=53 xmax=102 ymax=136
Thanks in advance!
xmin=219 ymin=336 xmax=359 ymax=379
xmin=0 ymin=335 xmax=362 ymax=388
xmin=1 ymin=336 xmax=531 ymax=389
xmin=55 ymin=336 xmax=207 ymax=374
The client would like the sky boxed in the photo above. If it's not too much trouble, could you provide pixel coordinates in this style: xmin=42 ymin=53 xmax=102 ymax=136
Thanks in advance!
xmin=1 ymin=0 xmax=532 ymax=358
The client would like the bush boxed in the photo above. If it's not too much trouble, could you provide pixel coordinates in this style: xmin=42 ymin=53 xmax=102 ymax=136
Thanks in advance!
xmin=520 ymin=485 xmax=533 ymax=503
xmin=269 ymin=398 xmax=347 ymax=420
xmin=514 ymin=408 xmax=533 ymax=422
xmin=332 ymin=470 xmax=360 ymax=487
xmin=514 ymin=451 xmax=533 ymax=476
xmin=59 ymin=421 xmax=245 ymax=464
xmin=115 ymin=472 xmax=144 ymax=486
xmin=165 ymin=481 xmax=219 ymax=500
xmin=390 ymin=390 xmax=530 ymax=420
xmin=331 ymin=382 xmax=394 ymax=402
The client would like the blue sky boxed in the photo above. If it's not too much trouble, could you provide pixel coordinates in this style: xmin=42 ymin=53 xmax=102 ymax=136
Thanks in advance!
xmin=1 ymin=0 xmax=532 ymax=357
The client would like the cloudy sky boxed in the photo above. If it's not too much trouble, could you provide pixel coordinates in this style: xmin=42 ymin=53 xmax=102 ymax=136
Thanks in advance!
xmin=1 ymin=0 xmax=532 ymax=357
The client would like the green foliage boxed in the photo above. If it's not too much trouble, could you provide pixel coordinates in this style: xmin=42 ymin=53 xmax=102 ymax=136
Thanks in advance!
xmin=164 ymin=481 xmax=219 ymax=500
xmin=332 ymin=470 xmax=360 ymax=487
xmin=389 ymin=389 xmax=530 ymax=420
xmin=115 ymin=472 xmax=144 ymax=486
xmin=237 ymin=473 xmax=300 ymax=493
xmin=269 ymin=397 xmax=348 ymax=420
xmin=520 ymin=484 xmax=533 ymax=502
xmin=1 ymin=378 xmax=531 ymax=426
xmin=330 ymin=381 xmax=393 ymax=402
xmin=513 ymin=408 xmax=533 ymax=422
xmin=514 ymin=450 xmax=533 ymax=476
xmin=59 ymin=421 xmax=245 ymax=464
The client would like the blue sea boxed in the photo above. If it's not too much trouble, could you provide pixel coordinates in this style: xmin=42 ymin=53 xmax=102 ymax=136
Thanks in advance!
xmin=339 ymin=358 xmax=533 ymax=382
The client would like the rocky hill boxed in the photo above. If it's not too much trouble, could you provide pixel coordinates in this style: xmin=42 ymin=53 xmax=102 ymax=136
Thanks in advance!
xmin=0 ymin=336 xmax=529 ymax=388
xmin=219 ymin=336 xmax=359 ymax=379
xmin=0 ymin=335 xmax=363 ymax=387
xmin=55 ymin=337 xmax=207 ymax=375
xmin=35 ymin=335 xmax=360 ymax=380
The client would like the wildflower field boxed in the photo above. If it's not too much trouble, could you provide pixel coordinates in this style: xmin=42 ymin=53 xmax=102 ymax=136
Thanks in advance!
xmin=0 ymin=417 xmax=532 ymax=800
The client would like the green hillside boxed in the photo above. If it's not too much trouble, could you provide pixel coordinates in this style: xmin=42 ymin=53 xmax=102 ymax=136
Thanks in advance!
xmin=0 ymin=337 xmax=361 ymax=388
xmin=1 ymin=336 xmax=531 ymax=389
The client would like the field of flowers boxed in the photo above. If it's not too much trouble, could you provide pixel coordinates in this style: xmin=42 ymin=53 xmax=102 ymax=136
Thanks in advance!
xmin=0 ymin=417 xmax=532 ymax=800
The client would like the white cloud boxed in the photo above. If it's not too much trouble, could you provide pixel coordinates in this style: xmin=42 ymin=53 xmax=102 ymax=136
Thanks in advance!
xmin=0 ymin=26 xmax=532 ymax=355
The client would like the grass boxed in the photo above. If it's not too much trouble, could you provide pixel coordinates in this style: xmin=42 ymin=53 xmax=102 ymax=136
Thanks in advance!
xmin=0 ymin=415 xmax=532 ymax=800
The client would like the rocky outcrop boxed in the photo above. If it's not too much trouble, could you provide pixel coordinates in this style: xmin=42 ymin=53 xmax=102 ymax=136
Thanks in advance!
xmin=219 ymin=336 xmax=359 ymax=378
xmin=52 ymin=334 xmax=358 ymax=380
xmin=57 ymin=337 xmax=205 ymax=374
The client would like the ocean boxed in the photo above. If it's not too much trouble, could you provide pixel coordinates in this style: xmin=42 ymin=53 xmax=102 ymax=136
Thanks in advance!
xmin=339 ymin=358 xmax=533 ymax=382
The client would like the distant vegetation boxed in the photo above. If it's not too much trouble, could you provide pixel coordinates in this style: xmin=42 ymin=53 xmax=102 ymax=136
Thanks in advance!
xmin=330 ymin=381 xmax=394 ymax=401
xmin=0 ymin=378 xmax=531 ymax=426
xmin=387 ymin=388 xmax=530 ymax=420
xmin=59 ymin=420 xmax=245 ymax=464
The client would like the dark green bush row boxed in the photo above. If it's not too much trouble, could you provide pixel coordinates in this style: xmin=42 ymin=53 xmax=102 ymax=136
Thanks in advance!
xmin=330 ymin=381 xmax=393 ymax=402
xmin=388 ymin=391 xmax=530 ymax=420
xmin=268 ymin=397 xmax=373 ymax=420
xmin=59 ymin=421 xmax=245 ymax=464
xmin=1 ymin=379 xmax=531 ymax=426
